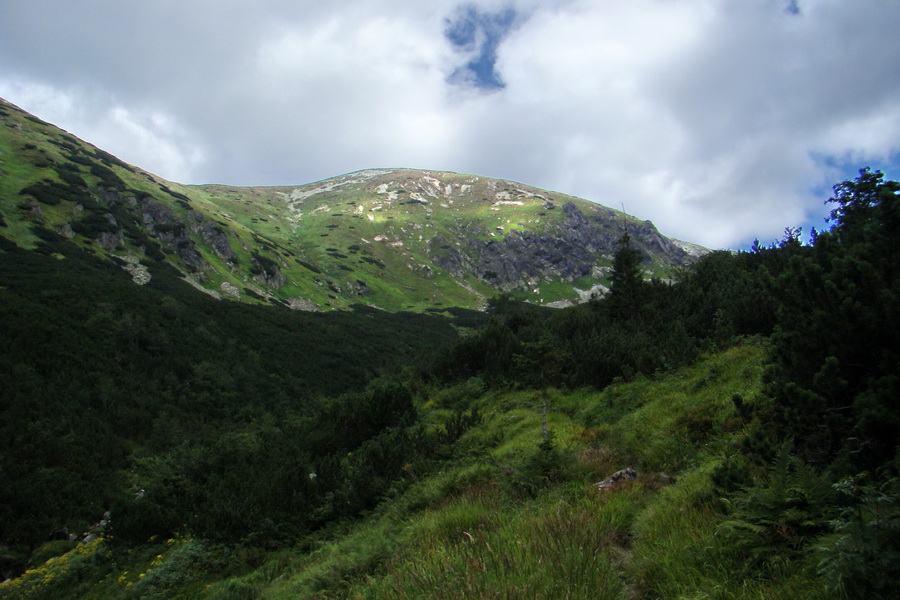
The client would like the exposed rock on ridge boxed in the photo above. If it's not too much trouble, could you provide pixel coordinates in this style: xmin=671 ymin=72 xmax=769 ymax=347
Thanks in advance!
xmin=0 ymin=97 xmax=709 ymax=311
xmin=435 ymin=201 xmax=695 ymax=291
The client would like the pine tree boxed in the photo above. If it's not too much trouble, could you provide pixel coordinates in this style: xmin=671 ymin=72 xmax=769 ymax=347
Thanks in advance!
xmin=764 ymin=168 xmax=900 ymax=471
xmin=608 ymin=233 xmax=644 ymax=318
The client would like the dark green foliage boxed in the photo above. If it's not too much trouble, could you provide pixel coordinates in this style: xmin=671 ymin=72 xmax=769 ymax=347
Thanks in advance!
xmin=19 ymin=179 xmax=94 ymax=206
xmin=70 ymin=212 xmax=118 ymax=236
xmin=502 ymin=430 xmax=574 ymax=499
xmin=436 ymin=408 xmax=483 ymax=445
xmin=430 ymin=320 xmax=520 ymax=385
xmin=431 ymin=274 xmax=702 ymax=390
xmin=608 ymin=233 xmax=645 ymax=318
xmin=151 ymin=221 xmax=185 ymax=235
xmin=159 ymin=185 xmax=191 ymax=203
xmin=360 ymin=255 xmax=386 ymax=268
xmin=49 ymin=138 xmax=80 ymax=153
xmin=142 ymin=239 xmax=165 ymax=261
xmin=55 ymin=167 xmax=87 ymax=188
xmin=706 ymin=169 xmax=900 ymax=593
xmin=526 ymin=431 xmax=569 ymax=484
xmin=719 ymin=447 xmax=836 ymax=568
xmin=761 ymin=168 xmax=900 ymax=471
xmin=730 ymin=393 xmax=753 ymax=425
xmin=711 ymin=456 xmax=753 ymax=495
xmin=19 ymin=183 xmax=71 ymax=206
xmin=673 ymin=249 xmax=778 ymax=340
xmin=64 ymin=153 xmax=93 ymax=166
xmin=250 ymin=252 xmax=280 ymax=277
xmin=0 ymin=233 xmax=468 ymax=551
xmin=308 ymin=379 xmax=416 ymax=454
xmin=816 ymin=477 xmax=900 ymax=599
xmin=89 ymin=163 xmax=125 ymax=190
xmin=93 ymin=148 xmax=135 ymax=172
xmin=3 ymin=146 xmax=899 ymax=596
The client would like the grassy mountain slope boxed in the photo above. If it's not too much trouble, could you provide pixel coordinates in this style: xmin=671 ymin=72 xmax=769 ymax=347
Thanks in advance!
xmin=0 ymin=222 xmax=483 ymax=564
xmin=7 ymin=80 xmax=899 ymax=600
xmin=2 ymin=125 xmax=897 ymax=598
xmin=0 ymin=98 xmax=705 ymax=312
xmin=4 ymin=343 xmax=831 ymax=599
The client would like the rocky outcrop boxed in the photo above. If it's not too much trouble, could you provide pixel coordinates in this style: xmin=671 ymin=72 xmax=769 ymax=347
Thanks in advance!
xmin=594 ymin=467 xmax=638 ymax=490
xmin=288 ymin=297 xmax=320 ymax=311
xmin=250 ymin=253 xmax=286 ymax=288
xmin=434 ymin=202 xmax=696 ymax=292
xmin=140 ymin=199 xmax=207 ymax=271
xmin=96 ymin=227 xmax=124 ymax=251
xmin=117 ymin=255 xmax=151 ymax=285
xmin=189 ymin=212 xmax=235 ymax=261
xmin=220 ymin=281 xmax=241 ymax=299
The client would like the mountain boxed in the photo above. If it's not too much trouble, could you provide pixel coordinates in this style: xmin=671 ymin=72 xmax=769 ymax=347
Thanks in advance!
xmin=2 ymin=93 xmax=898 ymax=598
xmin=0 ymin=97 xmax=706 ymax=312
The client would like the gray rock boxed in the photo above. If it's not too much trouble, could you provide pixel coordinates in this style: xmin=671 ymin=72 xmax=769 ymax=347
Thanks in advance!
xmin=432 ymin=202 xmax=697 ymax=295
xmin=595 ymin=467 xmax=638 ymax=490
xmin=189 ymin=212 xmax=235 ymax=261
xmin=141 ymin=199 xmax=208 ymax=271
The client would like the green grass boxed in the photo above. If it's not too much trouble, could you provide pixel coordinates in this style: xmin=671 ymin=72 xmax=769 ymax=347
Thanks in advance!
xmin=2 ymin=341 xmax=836 ymax=600
xmin=11 ymin=342 xmax=839 ymax=600
xmin=1 ymin=101 xmax=690 ymax=312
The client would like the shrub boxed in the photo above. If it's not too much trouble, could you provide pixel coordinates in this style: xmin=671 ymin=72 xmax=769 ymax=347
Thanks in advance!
xmin=719 ymin=447 xmax=836 ymax=569
xmin=815 ymin=477 xmax=900 ymax=599
xmin=90 ymin=163 xmax=125 ymax=189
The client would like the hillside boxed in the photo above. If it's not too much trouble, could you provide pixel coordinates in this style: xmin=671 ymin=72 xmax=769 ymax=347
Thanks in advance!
xmin=4 ymin=344 xmax=788 ymax=599
xmin=1 ymin=94 xmax=897 ymax=600
xmin=0 ymin=97 xmax=705 ymax=312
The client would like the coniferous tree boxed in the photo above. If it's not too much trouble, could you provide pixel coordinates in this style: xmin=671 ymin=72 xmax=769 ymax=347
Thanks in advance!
xmin=764 ymin=168 xmax=900 ymax=472
xmin=608 ymin=233 xmax=644 ymax=318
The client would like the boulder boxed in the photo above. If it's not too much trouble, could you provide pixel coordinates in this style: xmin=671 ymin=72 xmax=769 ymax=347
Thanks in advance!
xmin=595 ymin=467 xmax=638 ymax=490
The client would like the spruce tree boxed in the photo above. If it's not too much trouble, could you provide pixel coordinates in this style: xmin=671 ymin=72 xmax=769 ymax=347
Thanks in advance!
xmin=608 ymin=233 xmax=644 ymax=318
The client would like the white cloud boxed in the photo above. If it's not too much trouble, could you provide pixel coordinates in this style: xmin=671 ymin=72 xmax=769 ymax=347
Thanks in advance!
xmin=0 ymin=78 xmax=205 ymax=182
xmin=1 ymin=0 xmax=899 ymax=248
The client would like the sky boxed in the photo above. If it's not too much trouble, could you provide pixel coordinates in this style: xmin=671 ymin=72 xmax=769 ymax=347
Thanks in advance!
xmin=1 ymin=0 xmax=899 ymax=249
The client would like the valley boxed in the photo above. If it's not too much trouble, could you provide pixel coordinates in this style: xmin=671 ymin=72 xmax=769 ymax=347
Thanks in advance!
xmin=1 ymin=99 xmax=898 ymax=600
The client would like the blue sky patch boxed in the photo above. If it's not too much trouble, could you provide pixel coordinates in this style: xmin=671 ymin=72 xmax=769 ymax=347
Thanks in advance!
xmin=445 ymin=4 xmax=519 ymax=91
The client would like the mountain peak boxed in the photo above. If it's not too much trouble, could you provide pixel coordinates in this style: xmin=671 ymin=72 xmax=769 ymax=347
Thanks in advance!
xmin=0 ymin=99 xmax=706 ymax=311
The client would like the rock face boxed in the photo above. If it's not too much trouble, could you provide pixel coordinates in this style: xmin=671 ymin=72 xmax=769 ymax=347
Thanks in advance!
xmin=189 ymin=212 xmax=235 ymax=262
xmin=250 ymin=253 xmax=286 ymax=288
xmin=0 ymin=99 xmax=714 ymax=311
xmin=435 ymin=202 xmax=694 ymax=292
xmin=141 ymin=199 xmax=208 ymax=271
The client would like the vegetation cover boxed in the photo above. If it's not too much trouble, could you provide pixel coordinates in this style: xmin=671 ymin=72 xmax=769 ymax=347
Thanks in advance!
xmin=0 ymin=97 xmax=701 ymax=313
xmin=1 ymin=112 xmax=898 ymax=599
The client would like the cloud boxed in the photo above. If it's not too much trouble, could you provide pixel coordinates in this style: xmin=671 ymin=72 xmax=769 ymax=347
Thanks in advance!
xmin=1 ymin=0 xmax=898 ymax=248
xmin=0 ymin=77 xmax=205 ymax=182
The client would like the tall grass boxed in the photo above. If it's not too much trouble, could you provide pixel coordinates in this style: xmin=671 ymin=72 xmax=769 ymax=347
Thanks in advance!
xmin=6 ymin=343 xmax=830 ymax=600
xmin=354 ymin=489 xmax=636 ymax=600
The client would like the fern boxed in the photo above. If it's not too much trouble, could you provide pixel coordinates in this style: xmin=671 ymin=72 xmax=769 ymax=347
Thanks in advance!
xmin=718 ymin=445 xmax=835 ymax=567
xmin=815 ymin=477 xmax=900 ymax=599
